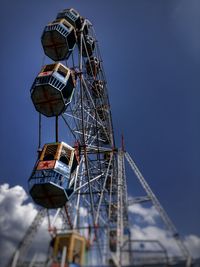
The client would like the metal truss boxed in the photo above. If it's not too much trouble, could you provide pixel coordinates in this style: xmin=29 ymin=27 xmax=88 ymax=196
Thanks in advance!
xmin=125 ymin=151 xmax=192 ymax=267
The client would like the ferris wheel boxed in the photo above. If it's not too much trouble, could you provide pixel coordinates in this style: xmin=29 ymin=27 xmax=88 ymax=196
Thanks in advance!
xmin=8 ymin=7 xmax=192 ymax=267
xmin=27 ymin=7 xmax=123 ymax=267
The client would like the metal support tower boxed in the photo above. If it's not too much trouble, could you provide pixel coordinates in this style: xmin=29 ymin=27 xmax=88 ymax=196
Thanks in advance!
xmin=125 ymin=151 xmax=192 ymax=266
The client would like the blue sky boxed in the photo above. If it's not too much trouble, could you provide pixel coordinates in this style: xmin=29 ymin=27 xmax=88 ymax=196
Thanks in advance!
xmin=0 ymin=0 xmax=200 ymax=251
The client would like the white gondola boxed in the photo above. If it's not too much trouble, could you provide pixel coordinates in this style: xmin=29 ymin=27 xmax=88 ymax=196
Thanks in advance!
xmin=31 ymin=63 xmax=76 ymax=117
xmin=56 ymin=8 xmax=82 ymax=30
xmin=41 ymin=18 xmax=77 ymax=61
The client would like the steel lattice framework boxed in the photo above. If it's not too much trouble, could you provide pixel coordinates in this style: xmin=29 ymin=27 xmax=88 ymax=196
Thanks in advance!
xmin=14 ymin=14 xmax=124 ymax=267
xmin=7 ymin=8 xmax=192 ymax=267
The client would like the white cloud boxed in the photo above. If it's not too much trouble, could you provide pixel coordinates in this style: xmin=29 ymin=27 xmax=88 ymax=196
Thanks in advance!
xmin=130 ymin=224 xmax=181 ymax=257
xmin=0 ymin=183 xmax=37 ymax=240
xmin=1 ymin=183 xmax=199 ymax=267
xmin=185 ymin=235 xmax=200 ymax=259
xmin=128 ymin=203 xmax=158 ymax=224
xmin=0 ymin=183 xmax=50 ymax=267
xmin=128 ymin=202 xmax=200 ymax=260
xmin=0 ymin=183 xmax=90 ymax=267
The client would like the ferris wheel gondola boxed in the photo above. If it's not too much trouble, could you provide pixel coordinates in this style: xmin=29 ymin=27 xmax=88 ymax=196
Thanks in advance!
xmin=29 ymin=142 xmax=79 ymax=208
xmin=31 ymin=63 xmax=76 ymax=117
xmin=41 ymin=18 xmax=77 ymax=61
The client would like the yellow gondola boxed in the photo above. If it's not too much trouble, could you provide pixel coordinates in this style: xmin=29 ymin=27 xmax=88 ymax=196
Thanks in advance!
xmin=51 ymin=232 xmax=86 ymax=266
